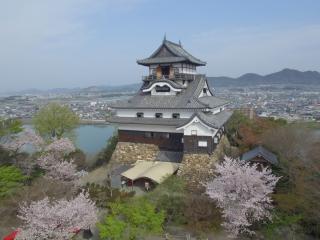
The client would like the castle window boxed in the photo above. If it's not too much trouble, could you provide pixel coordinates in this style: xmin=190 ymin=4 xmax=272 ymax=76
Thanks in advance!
xmin=145 ymin=132 xmax=153 ymax=138
xmin=203 ymin=88 xmax=207 ymax=94
xmin=172 ymin=113 xmax=180 ymax=119
xmin=214 ymin=137 xmax=218 ymax=144
xmin=198 ymin=140 xmax=208 ymax=147
xmin=155 ymin=85 xmax=170 ymax=92
xmin=155 ymin=113 xmax=163 ymax=118
xmin=161 ymin=66 xmax=170 ymax=76
xmin=136 ymin=112 xmax=144 ymax=118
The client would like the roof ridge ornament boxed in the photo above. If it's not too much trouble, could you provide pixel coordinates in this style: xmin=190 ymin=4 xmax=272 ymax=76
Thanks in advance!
xmin=179 ymin=40 xmax=182 ymax=47
xmin=163 ymin=33 xmax=166 ymax=42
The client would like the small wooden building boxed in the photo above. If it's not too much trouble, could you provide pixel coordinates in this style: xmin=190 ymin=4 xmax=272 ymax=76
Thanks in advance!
xmin=241 ymin=146 xmax=278 ymax=166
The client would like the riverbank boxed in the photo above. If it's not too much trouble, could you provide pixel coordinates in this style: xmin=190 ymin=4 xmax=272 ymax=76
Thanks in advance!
xmin=21 ymin=118 xmax=109 ymax=125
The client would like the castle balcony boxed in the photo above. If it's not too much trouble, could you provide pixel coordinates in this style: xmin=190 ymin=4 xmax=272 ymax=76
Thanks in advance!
xmin=142 ymin=73 xmax=205 ymax=82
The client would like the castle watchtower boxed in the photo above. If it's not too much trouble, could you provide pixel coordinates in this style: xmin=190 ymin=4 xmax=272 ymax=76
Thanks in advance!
xmin=137 ymin=37 xmax=206 ymax=83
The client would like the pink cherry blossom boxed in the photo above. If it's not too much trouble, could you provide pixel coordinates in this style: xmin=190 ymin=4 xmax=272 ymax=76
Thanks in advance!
xmin=37 ymin=138 xmax=85 ymax=181
xmin=1 ymin=129 xmax=44 ymax=153
xmin=206 ymin=156 xmax=280 ymax=237
xmin=45 ymin=138 xmax=75 ymax=154
xmin=16 ymin=191 xmax=98 ymax=240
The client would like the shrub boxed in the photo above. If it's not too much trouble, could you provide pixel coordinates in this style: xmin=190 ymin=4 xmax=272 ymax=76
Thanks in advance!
xmin=0 ymin=165 xmax=27 ymax=198
xmin=83 ymin=182 xmax=134 ymax=208
xmin=91 ymin=134 xmax=118 ymax=170
xmin=147 ymin=176 xmax=186 ymax=224
xmin=98 ymin=198 xmax=165 ymax=240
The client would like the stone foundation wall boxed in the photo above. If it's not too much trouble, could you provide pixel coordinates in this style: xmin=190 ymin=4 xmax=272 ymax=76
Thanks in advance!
xmin=178 ymin=135 xmax=231 ymax=191
xmin=110 ymin=142 xmax=159 ymax=164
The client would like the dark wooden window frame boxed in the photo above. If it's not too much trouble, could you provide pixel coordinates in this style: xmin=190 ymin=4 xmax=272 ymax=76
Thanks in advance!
xmin=136 ymin=112 xmax=144 ymax=118
xmin=172 ymin=113 xmax=180 ymax=119
xmin=155 ymin=113 xmax=163 ymax=118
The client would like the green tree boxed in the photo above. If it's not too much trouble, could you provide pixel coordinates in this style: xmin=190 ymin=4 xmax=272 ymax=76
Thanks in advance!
xmin=147 ymin=176 xmax=187 ymax=224
xmin=0 ymin=165 xmax=26 ymax=198
xmin=33 ymin=103 xmax=79 ymax=139
xmin=98 ymin=198 xmax=165 ymax=240
xmin=0 ymin=118 xmax=23 ymax=141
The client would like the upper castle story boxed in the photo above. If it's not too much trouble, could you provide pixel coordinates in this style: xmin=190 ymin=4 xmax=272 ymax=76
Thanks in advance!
xmin=137 ymin=37 xmax=206 ymax=85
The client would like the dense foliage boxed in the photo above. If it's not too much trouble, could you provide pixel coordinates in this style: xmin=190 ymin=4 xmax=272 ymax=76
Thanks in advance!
xmin=0 ymin=165 xmax=26 ymax=198
xmin=33 ymin=102 xmax=79 ymax=139
xmin=92 ymin=134 xmax=118 ymax=169
xmin=226 ymin=112 xmax=320 ymax=238
xmin=98 ymin=198 xmax=165 ymax=240
xmin=226 ymin=111 xmax=287 ymax=152
xmin=0 ymin=118 xmax=23 ymax=141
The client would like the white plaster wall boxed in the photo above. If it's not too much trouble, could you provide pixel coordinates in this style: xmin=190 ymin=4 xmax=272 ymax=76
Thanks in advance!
xmin=117 ymin=109 xmax=195 ymax=119
xmin=198 ymin=81 xmax=213 ymax=97
xmin=118 ymin=124 xmax=183 ymax=133
xmin=183 ymin=121 xmax=217 ymax=137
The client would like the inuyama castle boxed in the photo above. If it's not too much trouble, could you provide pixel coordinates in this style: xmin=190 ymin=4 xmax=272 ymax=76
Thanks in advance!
xmin=108 ymin=38 xmax=231 ymax=154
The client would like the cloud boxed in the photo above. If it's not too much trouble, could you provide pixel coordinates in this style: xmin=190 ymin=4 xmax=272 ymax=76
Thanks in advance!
xmin=192 ymin=25 xmax=320 ymax=77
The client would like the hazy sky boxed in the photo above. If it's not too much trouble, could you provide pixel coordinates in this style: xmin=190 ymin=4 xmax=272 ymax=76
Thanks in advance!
xmin=1 ymin=0 xmax=320 ymax=92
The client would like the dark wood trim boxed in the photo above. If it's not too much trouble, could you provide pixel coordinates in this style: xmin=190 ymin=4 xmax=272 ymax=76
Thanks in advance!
xmin=118 ymin=130 xmax=183 ymax=151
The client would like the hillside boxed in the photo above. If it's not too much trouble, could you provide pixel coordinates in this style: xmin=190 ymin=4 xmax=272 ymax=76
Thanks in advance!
xmin=208 ymin=68 xmax=320 ymax=87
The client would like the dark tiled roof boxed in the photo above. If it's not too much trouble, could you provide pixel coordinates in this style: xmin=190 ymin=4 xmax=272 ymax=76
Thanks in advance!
xmin=110 ymin=76 xmax=229 ymax=110
xmin=177 ymin=110 xmax=233 ymax=129
xmin=241 ymin=146 xmax=278 ymax=165
xmin=137 ymin=40 xmax=206 ymax=66
xmin=106 ymin=116 xmax=186 ymax=126
xmin=198 ymin=96 xmax=230 ymax=108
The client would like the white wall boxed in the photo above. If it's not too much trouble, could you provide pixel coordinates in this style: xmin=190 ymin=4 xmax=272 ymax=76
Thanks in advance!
xmin=118 ymin=124 xmax=183 ymax=133
xmin=183 ymin=121 xmax=217 ymax=137
xmin=117 ymin=109 xmax=195 ymax=118
xmin=198 ymin=81 xmax=213 ymax=97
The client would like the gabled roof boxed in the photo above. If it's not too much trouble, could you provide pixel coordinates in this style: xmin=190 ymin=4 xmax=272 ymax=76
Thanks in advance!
xmin=177 ymin=110 xmax=233 ymax=129
xmin=137 ymin=40 xmax=206 ymax=66
xmin=241 ymin=146 xmax=278 ymax=165
xmin=109 ymin=76 xmax=229 ymax=110
xmin=141 ymin=79 xmax=186 ymax=91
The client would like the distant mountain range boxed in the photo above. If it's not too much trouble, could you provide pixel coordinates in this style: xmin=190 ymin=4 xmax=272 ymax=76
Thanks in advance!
xmin=2 ymin=69 xmax=320 ymax=96
xmin=208 ymin=68 xmax=320 ymax=88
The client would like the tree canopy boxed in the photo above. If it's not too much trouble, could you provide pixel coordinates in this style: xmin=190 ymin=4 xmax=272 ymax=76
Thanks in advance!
xmin=0 ymin=118 xmax=23 ymax=141
xmin=0 ymin=165 xmax=26 ymax=198
xmin=33 ymin=103 xmax=79 ymax=139
xmin=98 ymin=198 xmax=165 ymax=240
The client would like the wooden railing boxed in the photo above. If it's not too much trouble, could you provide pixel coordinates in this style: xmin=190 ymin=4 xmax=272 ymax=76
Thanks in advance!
xmin=142 ymin=73 xmax=203 ymax=81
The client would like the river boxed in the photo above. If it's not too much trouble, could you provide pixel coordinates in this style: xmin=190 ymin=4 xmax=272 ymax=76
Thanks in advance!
xmin=23 ymin=124 xmax=116 ymax=157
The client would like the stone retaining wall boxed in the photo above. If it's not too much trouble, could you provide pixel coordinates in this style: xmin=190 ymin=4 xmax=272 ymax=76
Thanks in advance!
xmin=110 ymin=142 xmax=159 ymax=164
xmin=178 ymin=135 xmax=231 ymax=191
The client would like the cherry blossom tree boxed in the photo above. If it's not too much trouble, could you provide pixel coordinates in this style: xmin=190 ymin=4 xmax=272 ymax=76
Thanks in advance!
xmin=16 ymin=191 xmax=98 ymax=240
xmin=0 ymin=129 xmax=45 ymax=175
xmin=205 ymin=156 xmax=280 ymax=237
xmin=37 ymin=138 xmax=86 ymax=181
xmin=1 ymin=128 xmax=44 ymax=154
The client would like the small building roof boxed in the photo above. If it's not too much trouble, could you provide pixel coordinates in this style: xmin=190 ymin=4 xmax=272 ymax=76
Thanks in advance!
xmin=137 ymin=39 xmax=206 ymax=66
xmin=121 ymin=160 xmax=180 ymax=184
xmin=241 ymin=146 xmax=278 ymax=165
